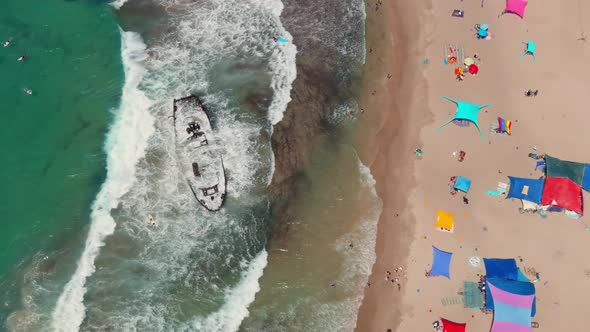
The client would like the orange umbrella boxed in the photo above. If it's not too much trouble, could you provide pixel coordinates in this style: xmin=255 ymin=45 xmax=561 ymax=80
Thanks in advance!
xmin=454 ymin=67 xmax=464 ymax=76
xmin=468 ymin=64 xmax=479 ymax=75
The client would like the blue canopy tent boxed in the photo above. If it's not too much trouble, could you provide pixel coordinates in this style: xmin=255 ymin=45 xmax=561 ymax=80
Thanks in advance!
xmin=429 ymin=246 xmax=453 ymax=279
xmin=506 ymin=176 xmax=544 ymax=204
xmin=454 ymin=176 xmax=472 ymax=193
xmin=484 ymin=258 xmax=518 ymax=280
xmin=436 ymin=96 xmax=492 ymax=139
xmin=485 ymin=278 xmax=537 ymax=316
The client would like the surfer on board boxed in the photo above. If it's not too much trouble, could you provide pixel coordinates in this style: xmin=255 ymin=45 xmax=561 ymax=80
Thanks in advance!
xmin=3 ymin=38 xmax=13 ymax=47
xmin=24 ymin=88 xmax=32 ymax=95
xmin=17 ymin=54 xmax=27 ymax=61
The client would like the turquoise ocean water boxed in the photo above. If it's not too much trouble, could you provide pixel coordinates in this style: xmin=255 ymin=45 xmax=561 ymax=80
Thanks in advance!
xmin=0 ymin=0 xmax=122 ymax=317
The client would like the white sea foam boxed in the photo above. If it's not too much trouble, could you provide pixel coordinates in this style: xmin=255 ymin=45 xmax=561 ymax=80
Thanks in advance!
xmin=109 ymin=0 xmax=128 ymax=10
xmin=50 ymin=31 xmax=153 ymax=331
xmin=262 ymin=0 xmax=297 ymax=126
xmin=185 ymin=250 xmax=268 ymax=332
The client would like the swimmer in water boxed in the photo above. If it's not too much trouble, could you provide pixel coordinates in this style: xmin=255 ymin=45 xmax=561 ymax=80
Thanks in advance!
xmin=24 ymin=88 xmax=32 ymax=95
xmin=3 ymin=38 xmax=12 ymax=47
xmin=148 ymin=214 xmax=156 ymax=226
xmin=17 ymin=54 xmax=27 ymax=61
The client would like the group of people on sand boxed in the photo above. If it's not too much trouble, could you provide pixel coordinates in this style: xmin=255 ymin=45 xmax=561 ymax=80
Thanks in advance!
xmin=385 ymin=266 xmax=405 ymax=291
xmin=3 ymin=37 xmax=31 ymax=94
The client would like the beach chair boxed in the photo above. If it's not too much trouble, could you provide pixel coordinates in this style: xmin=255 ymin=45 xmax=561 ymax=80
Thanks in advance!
xmin=520 ymin=40 xmax=536 ymax=61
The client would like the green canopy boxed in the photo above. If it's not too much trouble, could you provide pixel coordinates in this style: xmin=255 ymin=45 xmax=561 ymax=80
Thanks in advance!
xmin=545 ymin=155 xmax=585 ymax=184
xmin=463 ymin=281 xmax=484 ymax=309
xmin=436 ymin=96 xmax=492 ymax=138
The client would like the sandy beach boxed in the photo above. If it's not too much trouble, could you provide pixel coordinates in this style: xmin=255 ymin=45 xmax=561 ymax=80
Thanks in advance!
xmin=356 ymin=0 xmax=590 ymax=331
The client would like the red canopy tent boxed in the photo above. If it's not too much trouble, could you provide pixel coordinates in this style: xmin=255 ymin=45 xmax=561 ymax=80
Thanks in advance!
xmin=441 ymin=318 xmax=466 ymax=332
xmin=541 ymin=177 xmax=583 ymax=215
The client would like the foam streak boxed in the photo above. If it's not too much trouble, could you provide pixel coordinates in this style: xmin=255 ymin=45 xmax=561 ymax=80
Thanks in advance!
xmin=50 ymin=31 xmax=154 ymax=332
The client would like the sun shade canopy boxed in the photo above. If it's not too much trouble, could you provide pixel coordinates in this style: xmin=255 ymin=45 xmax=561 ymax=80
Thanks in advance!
xmin=430 ymin=246 xmax=453 ymax=279
xmin=435 ymin=210 xmax=455 ymax=233
xmin=484 ymin=258 xmax=518 ymax=280
xmin=485 ymin=278 xmax=537 ymax=316
xmin=541 ymin=177 xmax=583 ymax=215
xmin=506 ymin=177 xmax=544 ymax=204
xmin=441 ymin=318 xmax=466 ymax=332
xmin=545 ymin=155 xmax=585 ymax=184
xmin=504 ymin=0 xmax=528 ymax=18
xmin=488 ymin=279 xmax=535 ymax=332
xmin=454 ymin=176 xmax=472 ymax=193
xmin=520 ymin=40 xmax=536 ymax=61
xmin=437 ymin=96 xmax=492 ymax=138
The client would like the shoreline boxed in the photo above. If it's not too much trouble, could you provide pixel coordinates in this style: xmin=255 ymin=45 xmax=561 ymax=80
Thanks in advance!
xmin=355 ymin=0 xmax=433 ymax=330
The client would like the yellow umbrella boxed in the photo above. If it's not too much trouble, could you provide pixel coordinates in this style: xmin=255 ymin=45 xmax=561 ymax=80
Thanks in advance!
xmin=463 ymin=57 xmax=475 ymax=66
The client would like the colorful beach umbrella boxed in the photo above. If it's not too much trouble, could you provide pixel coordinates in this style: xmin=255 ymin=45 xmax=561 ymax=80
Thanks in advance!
xmin=463 ymin=57 xmax=474 ymax=66
xmin=468 ymin=64 xmax=479 ymax=74
xmin=454 ymin=67 xmax=464 ymax=76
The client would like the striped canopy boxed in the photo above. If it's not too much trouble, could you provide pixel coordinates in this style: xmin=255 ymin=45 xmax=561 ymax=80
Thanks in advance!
xmin=488 ymin=280 xmax=534 ymax=332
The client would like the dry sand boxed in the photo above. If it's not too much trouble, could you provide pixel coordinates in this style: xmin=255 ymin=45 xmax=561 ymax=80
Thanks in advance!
xmin=356 ymin=0 xmax=590 ymax=331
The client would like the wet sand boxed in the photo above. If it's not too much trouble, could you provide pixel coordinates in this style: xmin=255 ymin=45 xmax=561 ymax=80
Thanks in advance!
xmin=356 ymin=0 xmax=590 ymax=331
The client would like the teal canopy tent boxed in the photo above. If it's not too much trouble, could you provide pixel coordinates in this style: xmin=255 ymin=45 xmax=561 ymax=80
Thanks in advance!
xmin=436 ymin=96 xmax=492 ymax=138
xmin=520 ymin=40 xmax=536 ymax=61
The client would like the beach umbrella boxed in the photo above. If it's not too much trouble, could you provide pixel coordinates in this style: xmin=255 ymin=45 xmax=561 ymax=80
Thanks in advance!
xmin=480 ymin=23 xmax=489 ymax=30
xmin=477 ymin=29 xmax=489 ymax=38
xmin=463 ymin=57 xmax=474 ymax=66
xmin=468 ymin=64 xmax=479 ymax=75
xmin=454 ymin=67 xmax=464 ymax=76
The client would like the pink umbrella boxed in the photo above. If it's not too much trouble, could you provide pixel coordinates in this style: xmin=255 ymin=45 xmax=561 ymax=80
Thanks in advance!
xmin=468 ymin=64 xmax=479 ymax=75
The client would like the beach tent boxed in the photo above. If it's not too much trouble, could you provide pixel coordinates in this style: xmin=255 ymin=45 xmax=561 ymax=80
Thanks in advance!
xmin=454 ymin=176 xmax=472 ymax=193
xmin=435 ymin=210 xmax=455 ymax=233
xmin=484 ymin=258 xmax=518 ymax=280
xmin=487 ymin=280 xmax=536 ymax=332
xmin=436 ymin=96 xmax=492 ymax=138
xmin=485 ymin=278 xmax=537 ymax=316
xmin=441 ymin=318 xmax=466 ymax=332
xmin=430 ymin=246 xmax=453 ymax=279
xmin=541 ymin=177 xmax=583 ymax=215
xmin=468 ymin=64 xmax=479 ymax=75
xmin=520 ymin=40 xmax=536 ymax=61
xmin=506 ymin=176 xmax=544 ymax=204
xmin=504 ymin=0 xmax=528 ymax=18
xmin=544 ymin=155 xmax=585 ymax=184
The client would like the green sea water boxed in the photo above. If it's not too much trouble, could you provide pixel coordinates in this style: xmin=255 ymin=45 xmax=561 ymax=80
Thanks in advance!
xmin=0 ymin=0 xmax=122 ymax=281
